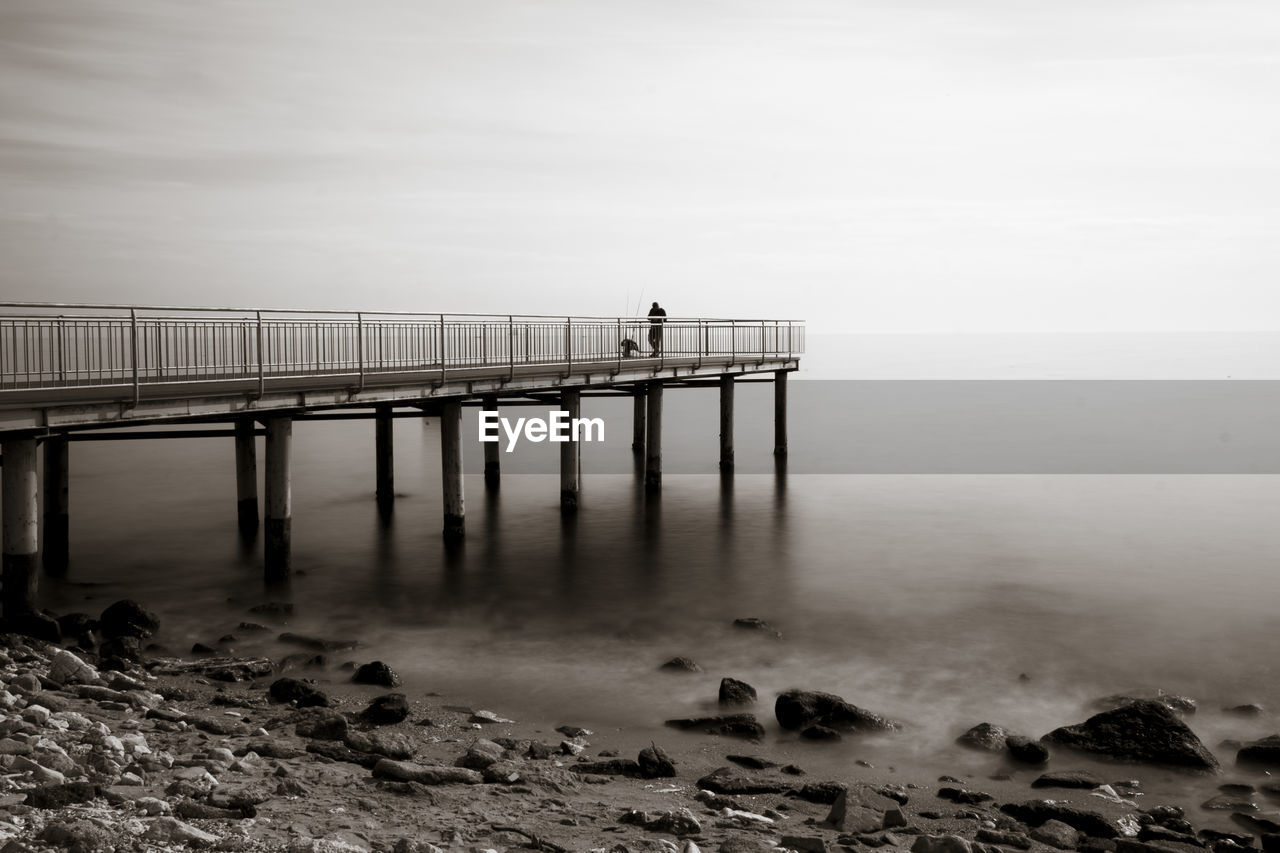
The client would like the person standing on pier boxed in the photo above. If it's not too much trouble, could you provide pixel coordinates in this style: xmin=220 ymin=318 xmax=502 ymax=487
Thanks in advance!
xmin=647 ymin=301 xmax=667 ymax=355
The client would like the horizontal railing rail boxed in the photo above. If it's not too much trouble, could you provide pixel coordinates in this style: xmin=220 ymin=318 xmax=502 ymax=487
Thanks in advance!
xmin=0 ymin=304 xmax=803 ymax=397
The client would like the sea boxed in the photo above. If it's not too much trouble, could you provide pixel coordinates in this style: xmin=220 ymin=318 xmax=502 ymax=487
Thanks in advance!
xmin=37 ymin=331 xmax=1280 ymax=822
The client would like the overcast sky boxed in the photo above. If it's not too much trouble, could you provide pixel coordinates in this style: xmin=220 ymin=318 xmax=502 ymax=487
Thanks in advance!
xmin=1 ymin=0 xmax=1277 ymax=332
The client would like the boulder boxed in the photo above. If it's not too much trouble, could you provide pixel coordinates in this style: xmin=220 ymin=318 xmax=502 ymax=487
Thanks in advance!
xmin=1201 ymin=794 xmax=1255 ymax=812
xmin=98 ymin=599 xmax=160 ymax=639
xmin=719 ymin=678 xmax=757 ymax=707
xmin=695 ymin=766 xmax=789 ymax=795
xmin=912 ymin=836 xmax=973 ymax=853
xmin=570 ymin=759 xmax=642 ymax=777
xmin=957 ymin=722 xmax=1009 ymax=751
xmin=1032 ymin=770 xmax=1106 ymax=790
xmin=660 ymin=657 xmax=701 ymax=672
xmin=1007 ymin=734 xmax=1050 ymax=765
xmin=26 ymin=782 xmax=100 ymax=809
xmin=352 ymin=661 xmax=401 ymax=688
xmin=664 ymin=713 xmax=766 ymax=739
xmin=775 ymin=689 xmax=901 ymax=733
xmin=1000 ymin=801 xmax=1121 ymax=838
xmin=976 ymin=830 xmax=1032 ymax=850
xmin=294 ymin=708 xmax=349 ymax=740
xmin=143 ymin=817 xmax=219 ymax=848
xmin=47 ymin=650 xmax=99 ymax=686
xmin=41 ymin=819 xmax=113 ymax=853
xmin=344 ymin=730 xmax=415 ymax=760
xmin=1237 ymin=735 xmax=1280 ymax=769
xmin=793 ymin=782 xmax=846 ymax=804
xmin=1032 ymin=819 xmax=1081 ymax=850
xmin=268 ymin=677 xmax=329 ymax=708
xmin=733 ymin=617 xmax=782 ymax=638
xmin=1094 ymin=692 xmax=1197 ymax=716
xmin=938 ymin=787 xmax=993 ymax=805
xmin=361 ymin=693 xmax=409 ymax=725
xmin=638 ymin=744 xmax=676 ymax=778
xmin=826 ymin=786 xmax=897 ymax=834
xmin=1043 ymin=700 xmax=1220 ymax=772
xmin=619 ymin=808 xmax=702 ymax=836
xmin=455 ymin=739 xmax=504 ymax=770
xmin=307 ymin=741 xmax=381 ymax=768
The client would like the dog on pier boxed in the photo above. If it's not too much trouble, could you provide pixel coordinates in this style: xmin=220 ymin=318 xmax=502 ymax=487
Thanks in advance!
xmin=620 ymin=338 xmax=642 ymax=357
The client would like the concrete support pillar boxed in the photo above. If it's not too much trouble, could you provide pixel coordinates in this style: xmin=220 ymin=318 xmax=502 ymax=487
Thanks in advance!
xmin=719 ymin=374 xmax=735 ymax=473
xmin=560 ymin=389 xmax=581 ymax=512
xmin=234 ymin=420 xmax=259 ymax=536
xmin=264 ymin=417 xmax=292 ymax=583
xmin=440 ymin=401 xmax=465 ymax=540
xmin=644 ymin=381 xmax=663 ymax=492
xmin=482 ymin=396 xmax=500 ymax=490
xmin=375 ymin=406 xmax=394 ymax=506
xmin=1 ymin=438 xmax=39 ymax=616
xmin=632 ymin=386 xmax=647 ymax=454
xmin=774 ymin=370 xmax=788 ymax=458
xmin=42 ymin=436 xmax=69 ymax=575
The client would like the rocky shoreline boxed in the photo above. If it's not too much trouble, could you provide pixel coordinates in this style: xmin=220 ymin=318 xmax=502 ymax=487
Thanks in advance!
xmin=0 ymin=603 xmax=1278 ymax=853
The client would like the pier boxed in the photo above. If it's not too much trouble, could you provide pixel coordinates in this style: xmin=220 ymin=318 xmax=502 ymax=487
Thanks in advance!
xmin=0 ymin=303 xmax=803 ymax=621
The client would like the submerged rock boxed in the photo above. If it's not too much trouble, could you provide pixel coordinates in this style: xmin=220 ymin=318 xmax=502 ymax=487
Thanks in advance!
xmin=638 ymin=744 xmax=677 ymax=778
xmin=660 ymin=657 xmax=701 ymax=672
xmin=719 ymin=677 xmax=757 ymax=707
xmin=361 ymin=693 xmax=409 ymax=725
xmin=775 ymin=689 xmax=901 ymax=734
xmin=957 ymin=722 xmax=1009 ymax=751
xmin=1093 ymin=691 xmax=1197 ymax=716
xmin=99 ymin=599 xmax=160 ymax=639
xmin=278 ymin=632 xmax=357 ymax=651
xmin=1043 ymin=700 xmax=1220 ymax=772
xmin=1032 ymin=770 xmax=1106 ymax=790
xmin=268 ymin=677 xmax=329 ymax=708
xmin=732 ymin=617 xmax=782 ymax=638
xmin=664 ymin=713 xmax=766 ymax=739
xmin=1237 ymin=735 xmax=1280 ymax=769
xmin=352 ymin=660 xmax=401 ymax=687
xmin=1006 ymin=734 xmax=1051 ymax=765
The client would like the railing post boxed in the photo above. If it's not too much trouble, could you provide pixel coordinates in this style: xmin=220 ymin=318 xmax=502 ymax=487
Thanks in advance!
xmin=356 ymin=312 xmax=365 ymax=393
xmin=564 ymin=316 xmax=573 ymax=377
xmin=760 ymin=319 xmax=766 ymax=364
xmin=729 ymin=319 xmax=736 ymax=367
xmin=129 ymin=308 xmax=140 ymax=406
xmin=508 ymin=315 xmax=515 ymax=382
xmin=255 ymin=311 xmax=265 ymax=399
xmin=56 ymin=316 xmax=66 ymax=384
xmin=439 ymin=314 xmax=446 ymax=386
xmin=616 ymin=318 xmax=623 ymax=374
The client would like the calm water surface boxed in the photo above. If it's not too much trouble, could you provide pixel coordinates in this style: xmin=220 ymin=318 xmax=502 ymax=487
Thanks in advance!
xmin=36 ymin=374 xmax=1280 ymax=821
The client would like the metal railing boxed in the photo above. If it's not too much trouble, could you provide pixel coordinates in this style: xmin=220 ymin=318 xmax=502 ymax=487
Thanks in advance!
xmin=0 ymin=303 xmax=804 ymax=400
